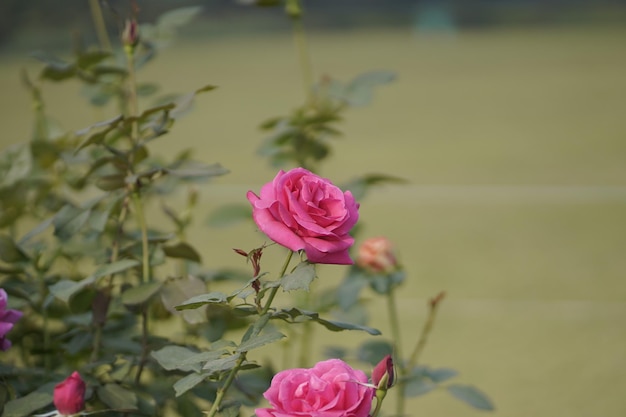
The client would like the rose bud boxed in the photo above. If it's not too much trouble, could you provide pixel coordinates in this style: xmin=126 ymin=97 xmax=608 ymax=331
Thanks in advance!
xmin=53 ymin=372 xmax=86 ymax=416
xmin=372 ymin=354 xmax=394 ymax=389
xmin=357 ymin=237 xmax=398 ymax=274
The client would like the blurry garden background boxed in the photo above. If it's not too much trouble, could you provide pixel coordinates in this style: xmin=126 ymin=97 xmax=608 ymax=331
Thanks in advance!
xmin=1 ymin=0 xmax=625 ymax=416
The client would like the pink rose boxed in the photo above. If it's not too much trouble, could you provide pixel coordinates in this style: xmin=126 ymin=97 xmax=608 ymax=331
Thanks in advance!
xmin=256 ymin=358 xmax=374 ymax=417
xmin=247 ymin=168 xmax=359 ymax=265
xmin=0 ymin=288 xmax=22 ymax=351
xmin=53 ymin=371 xmax=86 ymax=416
xmin=356 ymin=237 xmax=397 ymax=274
xmin=371 ymin=354 xmax=395 ymax=389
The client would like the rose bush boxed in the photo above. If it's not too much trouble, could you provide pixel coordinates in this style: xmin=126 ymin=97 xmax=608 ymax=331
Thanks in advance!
xmin=255 ymin=358 xmax=374 ymax=417
xmin=247 ymin=167 xmax=359 ymax=265
xmin=53 ymin=372 xmax=86 ymax=416
xmin=0 ymin=288 xmax=22 ymax=351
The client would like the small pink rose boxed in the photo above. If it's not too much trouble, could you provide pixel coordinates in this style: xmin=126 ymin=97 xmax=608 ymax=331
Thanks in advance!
xmin=256 ymin=358 xmax=374 ymax=417
xmin=247 ymin=168 xmax=359 ymax=265
xmin=356 ymin=237 xmax=397 ymax=274
xmin=53 ymin=372 xmax=86 ymax=416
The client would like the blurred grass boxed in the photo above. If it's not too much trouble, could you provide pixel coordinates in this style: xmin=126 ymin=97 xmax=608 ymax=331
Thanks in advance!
xmin=1 ymin=25 xmax=625 ymax=416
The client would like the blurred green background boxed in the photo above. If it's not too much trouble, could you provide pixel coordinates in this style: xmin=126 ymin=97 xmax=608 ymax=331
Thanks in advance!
xmin=1 ymin=1 xmax=625 ymax=416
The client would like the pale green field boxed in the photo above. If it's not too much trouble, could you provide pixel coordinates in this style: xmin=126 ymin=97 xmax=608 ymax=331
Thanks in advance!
xmin=1 ymin=26 xmax=626 ymax=416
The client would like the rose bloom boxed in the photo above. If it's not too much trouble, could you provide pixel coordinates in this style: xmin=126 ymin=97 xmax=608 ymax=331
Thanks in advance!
xmin=0 ymin=288 xmax=23 ymax=351
xmin=256 ymin=358 xmax=374 ymax=417
xmin=53 ymin=372 xmax=86 ymax=416
xmin=356 ymin=237 xmax=397 ymax=274
xmin=247 ymin=168 xmax=359 ymax=265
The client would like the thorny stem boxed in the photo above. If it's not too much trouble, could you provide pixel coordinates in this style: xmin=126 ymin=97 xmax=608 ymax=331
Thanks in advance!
xmin=408 ymin=291 xmax=446 ymax=369
xmin=387 ymin=286 xmax=405 ymax=417
xmin=206 ymin=250 xmax=295 ymax=417
xmin=131 ymin=192 xmax=150 ymax=284
xmin=89 ymin=0 xmax=113 ymax=52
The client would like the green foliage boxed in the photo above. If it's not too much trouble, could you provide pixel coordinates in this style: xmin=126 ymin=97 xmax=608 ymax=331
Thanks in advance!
xmin=0 ymin=2 xmax=493 ymax=417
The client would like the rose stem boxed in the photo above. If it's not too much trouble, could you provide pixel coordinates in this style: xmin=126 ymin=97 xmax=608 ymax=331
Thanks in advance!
xmin=387 ymin=285 xmax=406 ymax=417
xmin=206 ymin=250 xmax=295 ymax=417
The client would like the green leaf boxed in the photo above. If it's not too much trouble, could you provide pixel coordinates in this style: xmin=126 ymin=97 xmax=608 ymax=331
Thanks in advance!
xmin=96 ymin=174 xmax=127 ymax=191
xmin=157 ymin=6 xmax=203 ymax=33
xmin=0 ymin=144 xmax=32 ymax=187
xmin=50 ymin=260 xmax=139 ymax=303
xmin=151 ymin=346 xmax=204 ymax=372
xmin=236 ymin=328 xmax=285 ymax=353
xmin=2 ymin=382 xmax=54 ymax=417
xmin=0 ymin=235 xmax=30 ymax=263
xmin=92 ymin=259 xmax=139 ymax=279
xmin=273 ymin=308 xmax=381 ymax=335
xmin=336 ymin=269 xmax=369 ymax=311
xmin=121 ymin=281 xmax=163 ymax=306
xmin=97 ymin=383 xmax=138 ymax=411
xmin=162 ymin=242 xmax=202 ymax=263
xmin=404 ymin=372 xmax=437 ymax=397
xmin=427 ymin=367 xmax=458 ymax=383
xmin=343 ymin=70 xmax=396 ymax=106
xmin=74 ymin=115 xmax=123 ymax=152
xmin=447 ymin=384 xmax=495 ymax=411
xmin=170 ymin=85 xmax=217 ymax=119
xmin=137 ymin=83 xmax=159 ymax=97
xmin=160 ymin=276 xmax=208 ymax=324
xmin=206 ymin=204 xmax=251 ymax=228
xmin=356 ymin=340 xmax=394 ymax=366
xmin=76 ymin=50 xmax=111 ymax=69
xmin=280 ymin=262 xmax=316 ymax=292
xmin=203 ymin=353 xmax=241 ymax=374
xmin=53 ymin=205 xmax=91 ymax=240
xmin=176 ymin=292 xmax=229 ymax=311
xmin=49 ymin=277 xmax=96 ymax=303
xmin=173 ymin=372 xmax=207 ymax=397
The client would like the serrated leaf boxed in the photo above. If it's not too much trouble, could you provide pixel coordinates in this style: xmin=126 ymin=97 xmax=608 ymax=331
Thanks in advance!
xmin=121 ymin=281 xmax=163 ymax=306
xmin=162 ymin=242 xmax=202 ymax=263
xmin=273 ymin=308 xmax=381 ymax=335
xmin=173 ymin=372 xmax=207 ymax=397
xmin=236 ymin=329 xmax=285 ymax=353
xmin=161 ymin=276 xmax=208 ymax=324
xmin=176 ymin=292 xmax=229 ymax=311
xmin=447 ymin=384 xmax=495 ymax=411
xmin=97 ymin=384 xmax=138 ymax=411
xmin=203 ymin=354 xmax=241 ymax=374
xmin=151 ymin=345 xmax=203 ymax=372
xmin=280 ymin=262 xmax=316 ymax=292
xmin=0 ymin=235 xmax=30 ymax=263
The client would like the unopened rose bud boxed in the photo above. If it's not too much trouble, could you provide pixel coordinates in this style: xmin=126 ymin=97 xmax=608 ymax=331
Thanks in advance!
xmin=372 ymin=354 xmax=394 ymax=389
xmin=122 ymin=19 xmax=139 ymax=48
xmin=53 ymin=371 xmax=86 ymax=416
xmin=357 ymin=237 xmax=398 ymax=274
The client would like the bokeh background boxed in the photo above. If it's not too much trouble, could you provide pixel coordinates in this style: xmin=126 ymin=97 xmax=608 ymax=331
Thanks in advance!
xmin=1 ymin=1 xmax=625 ymax=416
